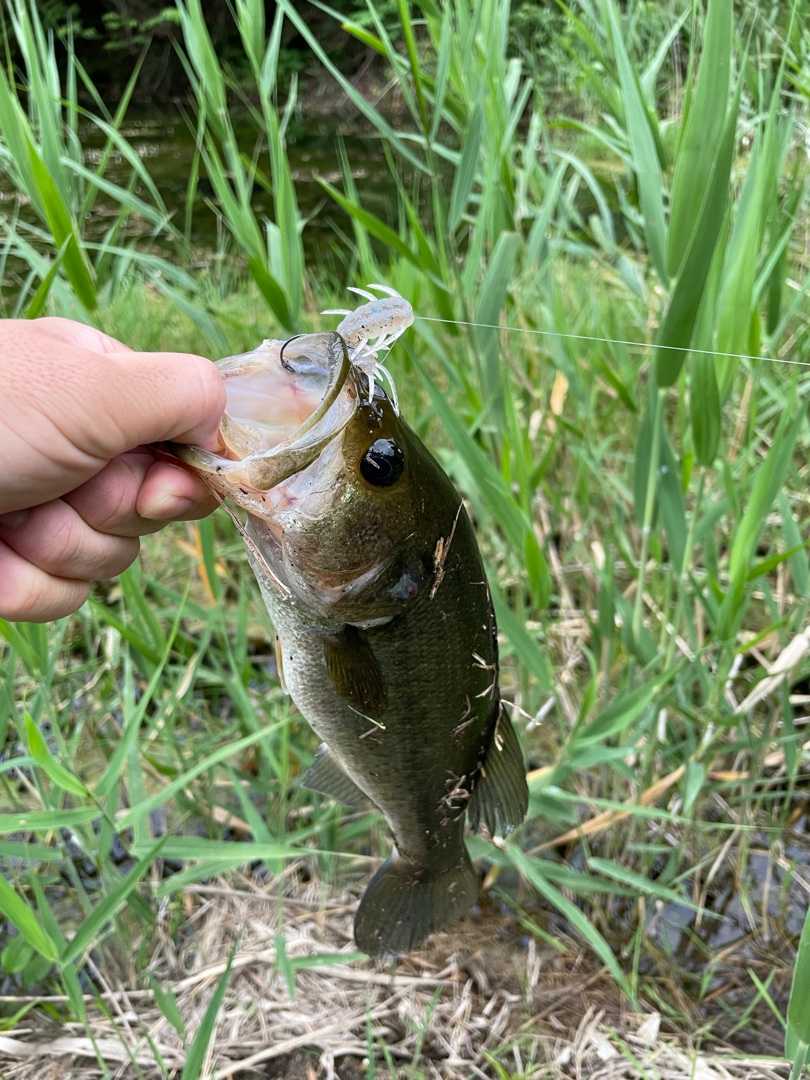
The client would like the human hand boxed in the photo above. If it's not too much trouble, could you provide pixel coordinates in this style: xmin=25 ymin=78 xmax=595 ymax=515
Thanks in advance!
xmin=0 ymin=317 xmax=225 ymax=622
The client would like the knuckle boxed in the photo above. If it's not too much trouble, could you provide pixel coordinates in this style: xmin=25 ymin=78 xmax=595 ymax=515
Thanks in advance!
xmin=33 ymin=316 xmax=75 ymax=335
xmin=86 ymin=459 xmax=142 ymax=531
xmin=97 ymin=539 xmax=140 ymax=580
xmin=45 ymin=506 xmax=83 ymax=566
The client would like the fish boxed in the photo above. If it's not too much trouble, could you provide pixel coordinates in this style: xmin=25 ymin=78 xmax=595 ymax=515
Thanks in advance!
xmin=177 ymin=287 xmax=528 ymax=956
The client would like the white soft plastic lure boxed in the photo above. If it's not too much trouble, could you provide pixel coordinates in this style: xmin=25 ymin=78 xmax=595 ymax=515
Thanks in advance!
xmin=322 ymin=283 xmax=414 ymax=411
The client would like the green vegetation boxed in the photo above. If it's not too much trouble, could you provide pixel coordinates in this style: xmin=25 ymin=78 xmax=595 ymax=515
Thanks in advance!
xmin=1 ymin=0 xmax=810 ymax=1074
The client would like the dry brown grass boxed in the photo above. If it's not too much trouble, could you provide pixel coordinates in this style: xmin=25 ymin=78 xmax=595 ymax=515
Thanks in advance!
xmin=0 ymin=874 xmax=794 ymax=1079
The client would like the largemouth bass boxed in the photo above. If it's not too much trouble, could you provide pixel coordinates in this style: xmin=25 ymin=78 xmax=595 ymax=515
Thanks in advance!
xmin=179 ymin=290 xmax=528 ymax=956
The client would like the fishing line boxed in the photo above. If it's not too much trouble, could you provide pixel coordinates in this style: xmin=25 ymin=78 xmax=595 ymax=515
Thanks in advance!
xmin=414 ymin=315 xmax=810 ymax=370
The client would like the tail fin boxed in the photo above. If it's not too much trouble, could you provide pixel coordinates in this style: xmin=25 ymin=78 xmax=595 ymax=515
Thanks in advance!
xmin=354 ymin=850 xmax=479 ymax=957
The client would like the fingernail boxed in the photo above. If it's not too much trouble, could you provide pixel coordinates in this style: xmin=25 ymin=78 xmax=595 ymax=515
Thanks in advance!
xmin=0 ymin=510 xmax=30 ymax=530
xmin=141 ymin=494 xmax=195 ymax=522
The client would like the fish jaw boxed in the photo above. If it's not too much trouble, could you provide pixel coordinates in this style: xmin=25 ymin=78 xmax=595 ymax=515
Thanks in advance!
xmin=176 ymin=331 xmax=358 ymax=518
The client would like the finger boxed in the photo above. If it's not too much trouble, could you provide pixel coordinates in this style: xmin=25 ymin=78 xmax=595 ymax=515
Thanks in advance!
xmin=0 ymin=323 xmax=225 ymax=514
xmin=136 ymin=460 xmax=219 ymax=522
xmin=0 ymin=500 xmax=139 ymax=580
xmin=0 ymin=540 xmax=89 ymax=622
xmin=60 ymin=348 xmax=225 ymax=458
xmin=66 ymin=452 xmax=216 ymax=538
xmin=66 ymin=452 xmax=167 ymax=538
xmin=33 ymin=317 xmax=132 ymax=355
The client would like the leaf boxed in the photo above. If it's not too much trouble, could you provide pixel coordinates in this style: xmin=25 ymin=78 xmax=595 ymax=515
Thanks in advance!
xmin=397 ymin=0 xmax=429 ymax=133
xmin=0 ymin=620 xmax=41 ymax=676
xmin=717 ymin=410 xmax=803 ymax=638
xmin=416 ymin=365 xmax=546 ymax=593
xmin=586 ymin=857 xmax=712 ymax=916
xmin=28 ymin=875 xmax=85 ymax=1020
xmin=633 ymin=388 xmax=659 ymax=529
xmin=316 ymin=177 xmax=432 ymax=277
xmin=573 ymin=677 xmax=663 ymax=748
xmin=474 ymin=231 xmax=521 ymax=426
xmin=276 ymin=0 xmax=428 ymax=175
xmin=780 ymin=493 xmax=809 ymax=596
xmin=96 ymin=629 xmax=180 ymax=799
xmin=151 ymin=279 xmax=228 ymax=353
xmin=149 ymin=974 xmax=187 ymax=1041
xmin=690 ymin=336 xmax=723 ymax=467
xmin=746 ymin=544 xmax=805 ymax=583
xmin=23 ymin=236 xmax=70 ymax=318
xmin=602 ymin=0 xmax=668 ymax=284
xmin=448 ymin=103 xmax=483 ymax=231
xmin=61 ymin=839 xmax=166 ymax=966
xmin=130 ymin=837 xmax=304 ymax=861
xmin=0 ymin=841 xmax=62 ymax=864
xmin=683 ymin=761 xmax=706 ymax=814
xmin=0 ymin=807 xmax=99 ymax=835
xmin=246 ymin=254 xmax=293 ymax=332
xmin=506 ymin=846 xmax=632 ymax=999
xmin=115 ymin=723 xmax=283 ymax=830
xmin=24 ymin=714 xmax=88 ymax=797
xmin=181 ymin=946 xmax=236 ymax=1079
xmin=658 ymin=426 xmax=687 ymax=573
xmin=195 ymin=517 xmax=222 ymax=603
xmin=490 ymin=582 xmax=552 ymax=690
xmin=668 ymin=0 xmax=733 ymax=276
xmin=0 ymin=875 xmax=59 ymax=962
xmin=656 ymin=86 xmax=739 ymax=386
xmin=788 ymin=907 xmax=810 ymax=1051
xmin=26 ymin=139 xmax=96 ymax=310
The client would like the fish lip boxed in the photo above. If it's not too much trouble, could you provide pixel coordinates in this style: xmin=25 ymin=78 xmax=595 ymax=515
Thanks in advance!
xmin=247 ymin=332 xmax=354 ymax=456
xmin=177 ymin=332 xmax=360 ymax=497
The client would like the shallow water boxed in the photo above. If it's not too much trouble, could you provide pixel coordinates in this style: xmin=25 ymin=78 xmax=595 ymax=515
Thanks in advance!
xmin=0 ymin=105 xmax=403 ymax=292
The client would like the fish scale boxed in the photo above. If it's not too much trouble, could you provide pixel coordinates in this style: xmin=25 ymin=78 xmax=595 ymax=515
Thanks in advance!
xmin=177 ymin=291 xmax=529 ymax=956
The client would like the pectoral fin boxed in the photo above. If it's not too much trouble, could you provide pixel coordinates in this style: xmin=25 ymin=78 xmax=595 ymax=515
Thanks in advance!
xmin=301 ymin=745 xmax=372 ymax=809
xmin=324 ymin=626 xmax=387 ymax=716
xmin=468 ymin=708 xmax=528 ymax=837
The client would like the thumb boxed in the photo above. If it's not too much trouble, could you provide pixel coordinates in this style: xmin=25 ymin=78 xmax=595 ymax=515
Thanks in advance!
xmin=67 ymin=349 xmax=226 ymax=459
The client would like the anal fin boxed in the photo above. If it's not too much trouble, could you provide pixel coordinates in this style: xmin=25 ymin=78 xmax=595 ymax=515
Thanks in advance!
xmin=301 ymin=745 xmax=372 ymax=810
xmin=468 ymin=709 xmax=528 ymax=837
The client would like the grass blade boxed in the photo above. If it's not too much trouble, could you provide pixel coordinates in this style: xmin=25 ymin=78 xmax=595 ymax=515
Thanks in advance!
xmin=787 ymin=908 xmax=810 ymax=1057
xmin=655 ymin=86 xmax=739 ymax=386
xmin=506 ymin=846 xmax=633 ymax=1000
xmin=601 ymin=0 xmax=667 ymax=285
xmin=181 ymin=945 xmax=236 ymax=1079
xmin=668 ymin=0 xmax=732 ymax=276
xmin=0 ymin=875 xmax=59 ymax=962
xmin=717 ymin=410 xmax=803 ymax=639
xmin=115 ymin=723 xmax=283 ymax=830
xmin=0 ymin=808 xmax=99 ymax=835
xmin=448 ymin=103 xmax=483 ymax=232
xmin=277 ymin=0 xmax=428 ymax=175
xmin=60 ymin=838 xmax=166 ymax=966
xmin=24 ymin=713 xmax=89 ymax=797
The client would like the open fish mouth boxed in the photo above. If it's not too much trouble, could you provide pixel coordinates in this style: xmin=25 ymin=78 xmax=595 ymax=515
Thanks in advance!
xmin=176 ymin=331 xmax=358 ymax=505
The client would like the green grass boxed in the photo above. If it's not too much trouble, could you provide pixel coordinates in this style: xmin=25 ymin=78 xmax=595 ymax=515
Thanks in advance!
xmin=1 ymin=0 xmax=810 ymax=1074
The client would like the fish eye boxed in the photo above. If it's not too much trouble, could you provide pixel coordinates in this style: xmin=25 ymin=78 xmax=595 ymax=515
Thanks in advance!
xmin=360 ymin=438 xmax=405 ymax=487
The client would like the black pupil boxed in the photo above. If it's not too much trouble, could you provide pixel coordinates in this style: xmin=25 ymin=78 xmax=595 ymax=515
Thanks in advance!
xmin=360 ymin=438 xmax=405 ymax=487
